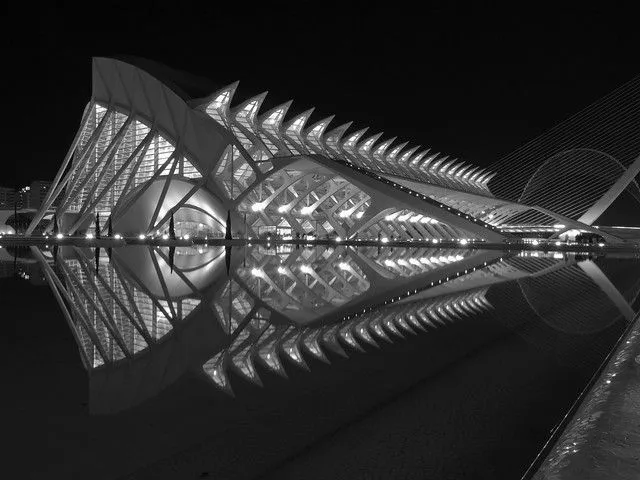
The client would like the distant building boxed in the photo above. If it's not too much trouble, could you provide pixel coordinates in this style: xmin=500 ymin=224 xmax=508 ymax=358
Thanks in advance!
xmin=16 ymin=186 xmax=30 ymax=209
xmin=0 ymin=181 xmax=53 ymax=210
xmin=29 ymin=181 xmax=53 ymax=210
xmin=0 ymin=187 xmax=15 ymax=209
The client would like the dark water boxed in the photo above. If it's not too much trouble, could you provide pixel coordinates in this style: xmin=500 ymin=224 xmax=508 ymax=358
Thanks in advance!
xmin=3 ymin=245 xmax=639 ymax=479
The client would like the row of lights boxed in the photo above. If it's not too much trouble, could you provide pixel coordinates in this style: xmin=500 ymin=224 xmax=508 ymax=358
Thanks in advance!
xmin=46 ymin=232 xmax=191 ymax=241
xmin=345 ymin=162 xmax=499 ymax=231
xmin=246 ymin=161 xmax=498 ymax=233
xmin=334 ymin=256 xmax=503 ymax=323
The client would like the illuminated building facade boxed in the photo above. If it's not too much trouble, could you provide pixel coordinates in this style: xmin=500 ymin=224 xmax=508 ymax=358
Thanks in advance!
xmin=28 ymin=59 xmax=639 ymax=242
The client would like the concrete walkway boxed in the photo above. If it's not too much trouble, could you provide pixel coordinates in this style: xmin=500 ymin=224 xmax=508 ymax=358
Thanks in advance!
xmin=529 ymin=313 xmax=640 ymax=479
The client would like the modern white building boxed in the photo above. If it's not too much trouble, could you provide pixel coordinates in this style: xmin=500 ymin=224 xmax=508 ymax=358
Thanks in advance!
xmin=28 ymin=58 xmax=640 ymax=243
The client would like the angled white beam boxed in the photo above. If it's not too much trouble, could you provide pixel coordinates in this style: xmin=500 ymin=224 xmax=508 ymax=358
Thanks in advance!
xmin=232 ymin=92 xmax=268 ymax=131
xmin=578 ymin=153 xmax=640 ymax=225
xmin=324 ymin=121 xmax=353 ymax=157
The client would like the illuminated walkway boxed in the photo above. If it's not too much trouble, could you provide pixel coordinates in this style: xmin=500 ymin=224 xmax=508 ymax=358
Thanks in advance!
xmin=528 ymin=313 xmax=640 ymax=479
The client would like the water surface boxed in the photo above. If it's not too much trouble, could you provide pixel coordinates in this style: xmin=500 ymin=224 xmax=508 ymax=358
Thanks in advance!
xmin=3 ymin=245 xmax=639 ymax=479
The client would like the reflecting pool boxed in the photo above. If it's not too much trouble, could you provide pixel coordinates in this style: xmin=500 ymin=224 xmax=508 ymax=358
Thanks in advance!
xmin=3 ymin=244 xmax=640 ymax=479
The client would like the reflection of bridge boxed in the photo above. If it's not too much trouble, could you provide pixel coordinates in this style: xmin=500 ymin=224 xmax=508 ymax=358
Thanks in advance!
xmin=33 ymin=242 xmax=640 ymax=408
xmin=27 ymin=59 xmax=639 ymax=245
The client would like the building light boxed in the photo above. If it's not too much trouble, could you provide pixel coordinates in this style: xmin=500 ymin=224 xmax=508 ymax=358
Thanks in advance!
xmin=532 ymin=239 xmax=539 ymax=246
xmin=251 ymin=268 xmax=262 ymax=276
xmin=277 ymin=266 xmax=287 ymax=274
xmin=183 ymin=234 xmax=190 ymax=240
xmin=278 ymin=205 xmax=289 ymax=213
xmin=338 ymin=262 xmax=350 ymax=270
xmin=300 ymin=206 xmax=314 ymax=215
xmin=251 ymin=203 xmax=265 ymax=212
xmin=162 ymin=234 xmax=169 ymax=240
xmin=300 ymin=265 xmax=313 ymax=274
xmin=85 ymin=233 xmax=94 ymax=239
xmin=553 ymin=224 xmax=566 ymax=229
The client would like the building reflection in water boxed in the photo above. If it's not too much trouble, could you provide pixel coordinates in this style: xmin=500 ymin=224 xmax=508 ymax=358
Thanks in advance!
xmin=31 ymin=245 xmax=640 ymax=412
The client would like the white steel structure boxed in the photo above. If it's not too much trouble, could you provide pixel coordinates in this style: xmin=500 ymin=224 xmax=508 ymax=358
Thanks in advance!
xmin=29 ymin=59 xmax=639 ymax=243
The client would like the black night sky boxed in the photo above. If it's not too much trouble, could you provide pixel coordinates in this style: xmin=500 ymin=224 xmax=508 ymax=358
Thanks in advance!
xmin=5 ymin=3 xmax=639 ymax=189
xmin=2 ymin=5 xmax=640 ymax=479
